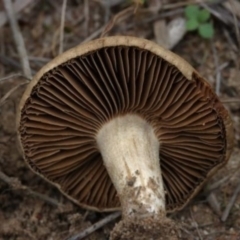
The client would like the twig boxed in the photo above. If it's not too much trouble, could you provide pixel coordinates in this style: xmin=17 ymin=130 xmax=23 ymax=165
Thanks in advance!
xmin=221 ymin=98 xmax=240 ymax=103
xmin=207 ymin=192 xmax=222 ymax=216
xmin=0 ymin=81 xmax=28 ymax=106
xmin=179 ymin=226 xmax=195 ymax=238
xmin=221 ymin=180 xmax=240 ymax=222
xmin=78 ymin=8 xmax=184 ymax=45
xmin=218 ymin=61 xmax=229 ymax=73
xmin=205 ymin=171 xmax=240 ymax=195
xmin=124 ymin=8 xmax=184 ymax=31
xmin=200 ymin=2 xmax=228 ymax=24
xmin=100 ymin=6 xmax=134 ymax=37
xmin=83 ymin=1 xmax=226 ymax=43
xmin=59 ymin=0 xmax=67 ymax=54
xmin=84 ymin=0 xmax=89 ymax=37
xmin=206 ymin=176 xmax=232 ymax=193
xmin=227 ymin=0 xmax=240 ymax=70
xmin=215 ymin=61 xmax=229 ymax=95
xmin=223 ymin=27 xmax=238 ymax=52
xmin=182 ymin=222 xmax=214 ymax=230
xmin=229 ymin=0 xmax=240 ymax=53
xmin=162 ymin=0 xmax=226 ymax=10
xmin=0 ymin=73 xmax=28 ymax=83
xmin=203 ymin=230 xmax=228 ymax=236
xmin=201 ymin=1 xmax=240 ymax=29
xmin=104 ymin=0 xmax=111 ymax=23
xmin=211 ymin=40 xmax=221 ymax=96
xmin=190 ymin=208 xmax=203 ymax=240
xmin=81 ymin=25 xmax=106 ymax=44
xmin=67 ymin=211 xmax=121 ymax=240
xmin=0 ymin=170 xmax=62 ymax=208
xmin=223 ymin=27 xmax=239 ymax=70
xmin=27 ymin=56 xmax=51 ymax=63
xmin=3 ymin=0 xmax=32 ymax=79
xmin=0 ymin=0 xmax=32 ymax=27
xmin=0 ymin=54 xmax=23 ymax=70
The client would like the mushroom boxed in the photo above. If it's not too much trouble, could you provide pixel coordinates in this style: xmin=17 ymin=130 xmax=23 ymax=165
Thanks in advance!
xmin=17 ymin=36 xmax=234 ymax=239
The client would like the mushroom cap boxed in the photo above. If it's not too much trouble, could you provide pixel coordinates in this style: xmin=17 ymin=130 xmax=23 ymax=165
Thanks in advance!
xmin=17 ymin=36 xmax=234 ymax=212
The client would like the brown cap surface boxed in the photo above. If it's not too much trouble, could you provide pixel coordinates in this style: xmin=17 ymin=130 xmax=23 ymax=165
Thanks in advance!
xmin=17 ymin=36 xmax=234 ymax=212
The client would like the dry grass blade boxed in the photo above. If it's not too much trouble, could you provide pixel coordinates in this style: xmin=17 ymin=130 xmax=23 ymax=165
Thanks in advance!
xmin=0 ymin=0 xmax=32 ymax=27
xmin=190 ymin=208 xmax=203 ymax=240
xmin=221 ymin=180 xmax=240 ymax=222
xmin=0 ymin=171 xmax=62 ymax=208
xmin=0 ymin=73 xmax=29 ymax=83
xmin=206 ymin=176 xmax=232 ymax=193
xmin=200 ymin=2 xmax=229 ymax=25
xmin=223 ymin=0 xmax=240 ymax=19
xmin=101 ymin=6 xmax=134 ymax=37
xmin=206 ymin=192 xmax=221 ymax=216
xmin=59 ymin=0 xmax=68 ymax=54
xmin=0 ymin=81 xmax=28 ymax=106
xmin=211 ymin=40 xmax=221 ymax=95
xmin=67 ymin=211 xmax=121 ymax=240
xmin=228 ymin=0 xmax=240 ymax=69
xmin=163 ymin=0 xmax=225 ymax=10
xmin=3 ymin=0 xmax=32 ymax=79
xmin=221 ymin=98 xmax=240 ymax=103
xmin=0 ymin=54 xmax=23 ymax=71
xmin=84 ymin=0 xmax=89 ymax=36
xmin=81 ymin=25 xmax=106 ymax=44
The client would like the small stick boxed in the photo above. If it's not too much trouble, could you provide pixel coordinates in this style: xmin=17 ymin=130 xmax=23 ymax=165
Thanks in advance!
xmin=0 ymin=73 xmax=26 ymax=83
xmin=221 ymin=98 xmax=240 ymax=103
xmin=221 ymin=181 xmax=240 ymax=222
xmin=67 ymin=211 xmax=121 ymax=240
xmin=82 ymin=1 xmax=219 ymax=44
xmin=0 ymin=0 xmax=32 ymax=27
xmin=218 ymin=61 xmax=229 ymax=71
xmin=211 ymin=40 xmax=221 ymax=96
xmin=190 ymin=208 xmax=203 ymax=240
xmin=223 ymin=28 xmax=238 ymax=52
xmin=3 ymin=0 xmax=32 ymax=79
xmin=229 ymin=0 xmax=240 ymax=52
xmin=104 ymin=0 xmax=111 ymax=23
xmin=207 ymin=192 xmax=221 ymax=216
xmin=100 ymin=6 xmax=134 ymax=37
xmin=199 ymin=2 xmax=224 ymax=21
xmin=81 ymin=25 xmax=106 ymax=44
xmin=27 ymin=56 xmax=51 ymax=63
xmin=0 ymin=81 xmax=28 ymax=106
xmin=223 ymin=28 xmax=239 ymax=70
xmin=83 ymin=0 xmax=89 ymax=37
xmin=0 ymin=54 xmax=23 ymax=70
xmin=0 ymin=170 xmax=62 ymax=208
xmin=206 ymin=175 xmax=232 ymax=193
xmin=78 ymin=8 xmax=182 ymax=46
xmin=59 ymin=0 xmax=68 ymax=54
xmin=162 ymin=0 xmax=225 ymax=10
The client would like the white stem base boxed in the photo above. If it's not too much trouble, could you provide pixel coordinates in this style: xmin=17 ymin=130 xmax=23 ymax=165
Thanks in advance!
xmin=96 ymin=114 xmax=165 ymax=217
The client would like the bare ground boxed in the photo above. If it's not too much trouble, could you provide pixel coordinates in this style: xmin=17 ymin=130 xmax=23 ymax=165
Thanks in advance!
xmin=0 ymin=1 xmax=240 ymax=239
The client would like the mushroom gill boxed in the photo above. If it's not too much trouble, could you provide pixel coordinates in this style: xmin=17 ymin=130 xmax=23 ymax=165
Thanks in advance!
xmin=19 ymin=45 xmax=229 ymax=212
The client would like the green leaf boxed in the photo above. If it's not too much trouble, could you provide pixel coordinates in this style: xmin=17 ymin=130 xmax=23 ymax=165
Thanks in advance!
xmin=198 ymin=23 xmax=214 ymax=39
xmin=184 ymin=5 xmax=200 ymax=20
xmin=186 ymin=19 xmax=199 ymax=31
xmin=198 ymin=9 xmax=211 ymax=22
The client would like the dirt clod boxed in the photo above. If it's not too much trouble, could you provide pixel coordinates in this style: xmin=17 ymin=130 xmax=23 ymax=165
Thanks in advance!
xmin=110 ymin=214 xmax=180 ymax=240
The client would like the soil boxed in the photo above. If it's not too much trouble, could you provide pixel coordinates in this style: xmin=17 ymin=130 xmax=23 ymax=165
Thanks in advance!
xmin=0 ymin=1 xmax=240 ymax=240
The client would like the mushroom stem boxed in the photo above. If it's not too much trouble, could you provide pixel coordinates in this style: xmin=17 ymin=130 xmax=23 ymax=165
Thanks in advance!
xmin=96 ymin=114 xmax=165 ymax=218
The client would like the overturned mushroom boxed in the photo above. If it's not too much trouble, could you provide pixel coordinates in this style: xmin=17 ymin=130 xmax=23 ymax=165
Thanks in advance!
xmin=17 ymin=36 xmax=234 ymax=239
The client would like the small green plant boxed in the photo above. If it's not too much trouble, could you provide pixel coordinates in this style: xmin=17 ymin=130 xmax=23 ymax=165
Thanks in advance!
xmin=184 ymin=5 xmax=214 ymax=39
